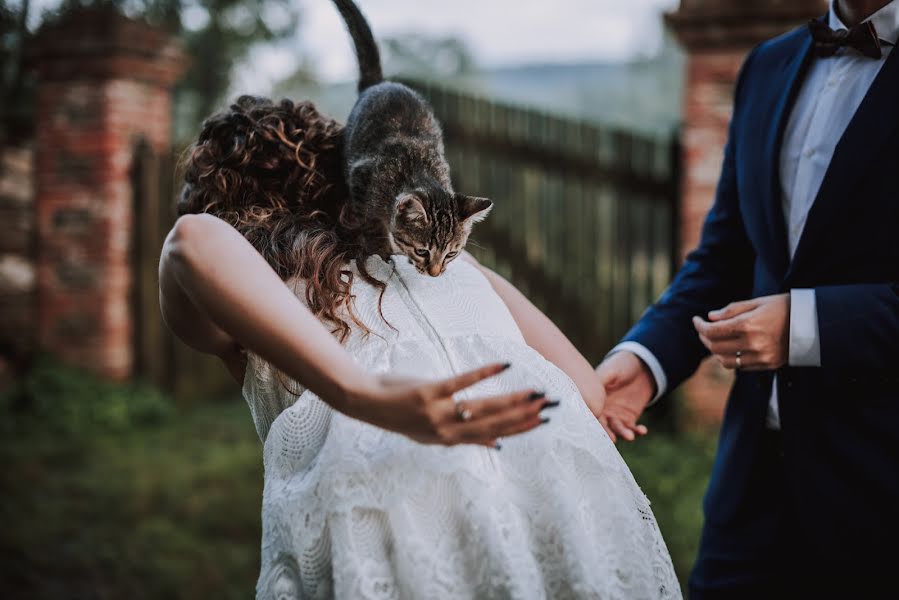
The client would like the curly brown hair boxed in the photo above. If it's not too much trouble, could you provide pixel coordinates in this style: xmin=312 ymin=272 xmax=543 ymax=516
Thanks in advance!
xmin=178 ymin=95 xmax=383 ymax=342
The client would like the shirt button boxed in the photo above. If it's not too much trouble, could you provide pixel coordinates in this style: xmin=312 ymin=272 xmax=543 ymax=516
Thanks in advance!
xmin=827 ymin=77 xmax=838 ymax=87
xmin=803 ymin=148 xmax=815 ymax=158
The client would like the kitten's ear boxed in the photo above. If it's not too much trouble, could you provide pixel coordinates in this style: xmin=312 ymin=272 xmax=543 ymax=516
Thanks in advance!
xmin=395 ymin=193 xmax=429 ymax=227
xmin=457 ymin=195 xmax=493 ymax=224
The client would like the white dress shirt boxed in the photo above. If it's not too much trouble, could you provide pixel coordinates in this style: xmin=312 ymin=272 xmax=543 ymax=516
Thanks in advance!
xmin=606 ymin=1 xmax=899 ymax=429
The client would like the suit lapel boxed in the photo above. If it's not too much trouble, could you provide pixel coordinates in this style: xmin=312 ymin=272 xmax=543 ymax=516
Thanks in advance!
xmin=786 ymin=39 xmax=899 ymax=281
xmin=761 ymin=28 xmax=816 ymax=280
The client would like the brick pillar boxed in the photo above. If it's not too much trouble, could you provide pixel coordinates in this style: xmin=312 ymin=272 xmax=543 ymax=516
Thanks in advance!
xmin=30 ymin=7 xmax=185 ymax=380
xmin=665 ymin=0 xmax=826 ymax=426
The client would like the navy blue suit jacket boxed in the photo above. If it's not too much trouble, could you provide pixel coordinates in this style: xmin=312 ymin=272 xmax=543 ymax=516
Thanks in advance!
xmin=623 ymin=22 xmax=899 ymax=559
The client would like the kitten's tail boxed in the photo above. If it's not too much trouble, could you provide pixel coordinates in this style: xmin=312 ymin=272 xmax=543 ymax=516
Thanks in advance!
xmin=331 ymin=0 xmax=384 ymax=93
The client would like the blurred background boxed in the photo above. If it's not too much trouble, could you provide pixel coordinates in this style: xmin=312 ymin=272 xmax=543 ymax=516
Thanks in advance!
xmin=0 ymin=0 xmax=826 ymax=596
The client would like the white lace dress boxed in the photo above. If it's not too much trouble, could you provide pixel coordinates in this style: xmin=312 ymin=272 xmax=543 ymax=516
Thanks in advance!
xmin=242 ymin=255 xmax=680 ymax=599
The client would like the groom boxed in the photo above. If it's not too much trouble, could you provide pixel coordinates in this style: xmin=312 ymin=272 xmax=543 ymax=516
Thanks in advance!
xmin=596 ymin=0 xmax=899 ymax=596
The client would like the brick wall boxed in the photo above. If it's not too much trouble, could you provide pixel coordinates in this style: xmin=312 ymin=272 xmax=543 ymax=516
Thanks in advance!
xmin=666 ymin=0 xmax=827 ymax=426
xmin=28 ymin=7 xmax=184 ymax=380
xmin=677 ymin=49 xmax=748 ymax=425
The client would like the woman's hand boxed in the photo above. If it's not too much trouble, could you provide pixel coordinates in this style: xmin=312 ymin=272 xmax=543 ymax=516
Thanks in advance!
xmin=463 ymin=253 xmax=606 ymax=432
xmin=580 ymin=371 xmax=608 ymax=426
xmin=595 ymin=351 xmax=652 ymax=442
xmin=341 ymin=362 xmax=553 ymax=448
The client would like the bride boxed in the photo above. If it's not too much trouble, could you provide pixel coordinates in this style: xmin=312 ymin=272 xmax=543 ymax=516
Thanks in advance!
xmin=160 ymin=96 xmax=679 ymax=599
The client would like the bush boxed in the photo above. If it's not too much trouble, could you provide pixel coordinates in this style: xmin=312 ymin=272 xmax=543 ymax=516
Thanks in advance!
xmin=0 ymin=360 xmax=262 ymax=599
xmin=619 ymin=430 xmax=717 ymax=587
xmin=1 ymin=356 xmax=174 ymax=437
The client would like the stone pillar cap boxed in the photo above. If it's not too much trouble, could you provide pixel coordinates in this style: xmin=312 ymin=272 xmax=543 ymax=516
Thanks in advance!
xmin=27 ymin=5 xmax=187 ymax=86
xmin=666 ymin=0 xmax=828 ymax=49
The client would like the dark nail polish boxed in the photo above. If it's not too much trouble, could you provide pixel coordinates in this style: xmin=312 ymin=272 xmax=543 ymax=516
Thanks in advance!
xmin=542 ymin=400 xmax=560 ymax=409
xmin=540 ymin=416 xmax=551 ymax=424
xmin=500 ymin=362 xmax=512 ymax=371
xmin=528 ymin=392 xmax=546 ymax=402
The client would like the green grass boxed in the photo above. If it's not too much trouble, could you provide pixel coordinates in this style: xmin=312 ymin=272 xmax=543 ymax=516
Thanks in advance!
xmin=618 ymin=430 xmax=717 ymax=587
xmin=1 ymin=360 xmax=716 ymax=597
xmin=1 ymin=359 xmax=264 ymax=599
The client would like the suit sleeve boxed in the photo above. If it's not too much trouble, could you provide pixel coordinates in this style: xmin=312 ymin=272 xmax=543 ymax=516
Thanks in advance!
xmin=815 ymin=283 xmax=899 ymax=370
xmin=619 ymin=47 xmax=760 ymax=394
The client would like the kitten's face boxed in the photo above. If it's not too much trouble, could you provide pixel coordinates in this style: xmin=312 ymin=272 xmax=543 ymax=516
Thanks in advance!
xmin=389 ymin=187 xmax=492 ymax=277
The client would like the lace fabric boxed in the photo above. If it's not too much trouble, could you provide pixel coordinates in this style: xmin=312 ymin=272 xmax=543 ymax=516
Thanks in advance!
xmin=243 ymin=256 xmax=681 ymax=599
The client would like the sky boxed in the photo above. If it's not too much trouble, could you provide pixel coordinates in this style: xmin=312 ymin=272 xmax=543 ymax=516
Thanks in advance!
xmin=226 ymin=0 xmax=680 ymax=95
xmin=23 ymin=0 xmax=680 ymax=93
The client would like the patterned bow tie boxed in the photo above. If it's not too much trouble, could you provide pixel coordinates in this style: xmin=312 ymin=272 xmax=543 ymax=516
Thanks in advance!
xmin=808 ymin=19 xmax=883 ymax=59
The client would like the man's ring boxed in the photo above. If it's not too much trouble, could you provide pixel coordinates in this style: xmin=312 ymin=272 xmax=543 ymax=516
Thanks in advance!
xmin=455 ymin=401 xmax=473 ymax=422
xmin=735 ymin=351 xmax=743 ymax=369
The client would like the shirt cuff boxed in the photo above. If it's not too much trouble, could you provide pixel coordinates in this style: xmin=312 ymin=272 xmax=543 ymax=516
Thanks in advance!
xmin=602 ymin=341 xmax=667 ymax=405
xmin=788 ymin=288 xmax=822 ymax=367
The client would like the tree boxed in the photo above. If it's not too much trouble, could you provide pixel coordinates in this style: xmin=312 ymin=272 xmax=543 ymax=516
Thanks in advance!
xmin=382 ymin=34 xmax=475 ymax=80
xmin=167 ymin=0 xmax=300 ymax=134
xmin=1 ymin=0 xmax=33 ymax=142
xmin=0 ymin=0 xmax=303 ymax=142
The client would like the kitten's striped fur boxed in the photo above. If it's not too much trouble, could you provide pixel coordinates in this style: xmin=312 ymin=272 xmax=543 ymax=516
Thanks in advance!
xmin=332 ymin=0 xmax=492 ymax=276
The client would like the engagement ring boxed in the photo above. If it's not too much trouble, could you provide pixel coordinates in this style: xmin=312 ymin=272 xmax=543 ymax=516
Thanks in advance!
xmin=455 ymin=400 xmax=473 ymax=422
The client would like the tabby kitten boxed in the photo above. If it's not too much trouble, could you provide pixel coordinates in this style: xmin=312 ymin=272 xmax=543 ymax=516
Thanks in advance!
xmin=331 ymin=0 xmax=492 ymax=277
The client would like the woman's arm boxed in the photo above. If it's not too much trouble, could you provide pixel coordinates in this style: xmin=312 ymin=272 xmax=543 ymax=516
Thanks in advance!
xmin=159 ymin=214 xmax=550 ymax=446
xmin=461 ymin=252 xmax=606 ymax=420
xmin=161 ymin=213 xmax=374 ymax=408
xmin=159 ymin=230 xmax=246 ymax=383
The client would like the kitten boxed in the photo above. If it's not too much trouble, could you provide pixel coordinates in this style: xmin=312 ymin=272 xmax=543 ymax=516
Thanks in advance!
xmin=331 ymin=0 xmax=492 ymax=277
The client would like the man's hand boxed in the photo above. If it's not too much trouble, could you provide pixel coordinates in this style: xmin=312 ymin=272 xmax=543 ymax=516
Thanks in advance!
xmin=693 ymin=293 xmax=790 ymax=371
xmin=595 ymin=352 xmax=653 ymax=442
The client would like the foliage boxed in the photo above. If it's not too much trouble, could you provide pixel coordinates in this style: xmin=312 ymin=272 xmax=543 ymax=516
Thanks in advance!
xmin=0 ymin=360 xmax=714 ymax=596
xmin=619 ymin=428 xmax=717 ymax=588
xmin=382 ymin=33 xmax=475 ymax=80
xmin=1 ymin=355 xmax=174 ymax=436
xmin=163 ymin=0 xmax=300 ymax=135
xmin=0 ymin=0 xmax=32 ymax=137
xmin=0 ymin=360 xmax=262 ymax=599
xmin=0 ymin=0 xmax=301 ymax=140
